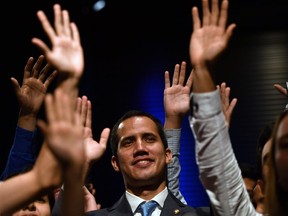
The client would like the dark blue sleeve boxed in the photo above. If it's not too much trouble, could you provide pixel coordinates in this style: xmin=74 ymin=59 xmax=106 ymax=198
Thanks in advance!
xmin=0 ymin=126 xmax=38 ymax=180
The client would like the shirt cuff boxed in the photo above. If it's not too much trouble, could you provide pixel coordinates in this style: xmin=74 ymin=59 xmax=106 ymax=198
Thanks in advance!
xmin=190 ymin=89 xmax=222 ymax=119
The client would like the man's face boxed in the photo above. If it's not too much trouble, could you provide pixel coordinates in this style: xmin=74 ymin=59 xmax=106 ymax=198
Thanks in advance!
xmin=111 ymin=116 xmax=172 ymax=188
xmin=275 ymin=115 xmax=288 ymax=191
xmin=12 ymin=195 xmax=50 ymax=216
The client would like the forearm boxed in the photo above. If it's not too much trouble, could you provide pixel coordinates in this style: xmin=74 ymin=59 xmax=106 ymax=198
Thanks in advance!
xmin=56 ymin=75 xmax=80 ymax=100
xmin=62 ymin=164 xmax=84 ymax=216
xmin=192 ymin=63 xmax=216 ymax=93
xmin=0 ymin=171 xmax=46 ymax=215
xmin=0 ymin=127 xmax=37 ymax=180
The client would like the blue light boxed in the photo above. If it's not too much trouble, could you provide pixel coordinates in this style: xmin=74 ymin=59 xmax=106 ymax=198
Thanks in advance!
xmin=93 ymin=0 xmax=106 ymax=12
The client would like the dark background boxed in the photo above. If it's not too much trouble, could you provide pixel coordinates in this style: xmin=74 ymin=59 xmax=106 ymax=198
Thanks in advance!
xmin=0 ymin=0 xmax=288 ymax=208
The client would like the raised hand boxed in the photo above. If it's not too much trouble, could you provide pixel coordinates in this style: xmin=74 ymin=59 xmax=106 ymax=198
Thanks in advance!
xmin=217 ymin=82 xmax=237 ymax=127
xmin=37 ymin=89 xmax=85 ymax=166
xmin=164 ymin=61 xmax=193 ymax=129
xmin=11 ymin=55 xmax=57 ymax=130
xmin=32 ymin=4 xmax=84 ymax=79
xmin=83 ymin=185 xmax=101 ymax=212
xmin=76 ymin=96 xmax=110 ymax=176
xmin=189 ymin=0 xmax=236 ymax=66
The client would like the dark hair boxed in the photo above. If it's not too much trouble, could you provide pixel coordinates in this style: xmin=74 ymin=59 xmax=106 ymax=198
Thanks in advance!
xmin=239 ymin=163 xmax=258 ymax=181
xmin=110 ymin=110 xmax=168 ymax=156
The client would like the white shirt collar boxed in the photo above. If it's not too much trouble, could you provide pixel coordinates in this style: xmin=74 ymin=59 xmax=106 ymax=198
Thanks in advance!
xmin=125 ymin=187 xmax=168 ymax=213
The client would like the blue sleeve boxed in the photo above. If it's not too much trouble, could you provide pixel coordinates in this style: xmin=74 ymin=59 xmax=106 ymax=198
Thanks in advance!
xmin=0 ymin=126 xmax=38 ymax=180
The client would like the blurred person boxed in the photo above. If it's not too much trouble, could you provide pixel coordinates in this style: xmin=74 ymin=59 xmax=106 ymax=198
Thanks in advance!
xmin=2 ymin=168 xmax=54 ymax=216
xmin=0 ymin=55 xmax=57 ymax=181
xmin=186 ymin=0 xmax=262 ymax=215
xmin=239 ymin=163 xmax=264 ymax=212
xmin=265 ymin=109 xmax=288 ymax=215
xmin=32 ymin=3 xmax=109 ymax=215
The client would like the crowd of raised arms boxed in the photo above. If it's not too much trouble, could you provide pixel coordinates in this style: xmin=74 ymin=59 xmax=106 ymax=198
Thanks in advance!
xmin=0 ymin=0 xmax=287 ymax=216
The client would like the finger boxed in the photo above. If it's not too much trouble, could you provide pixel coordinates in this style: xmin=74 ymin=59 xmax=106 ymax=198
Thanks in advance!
xmin=178 ymin=61 xmax=187 ymax=85
xmin=192 ymin=7 xmax=201 ymax=30
xmin=38 ymin=62 xmax=53 ymax=82
xmin=274 ymin=84 xmax=288 ymax=95
xmin=99 ymin=128 xmax=110 ymax=150
xmin=220 ymin=82 xmax=226 ymax=104
xmin=43 ymin=70 xmax=59 ymax=88
xmin=224 ymin=86 xmax=231 ymax=108
xmin=228 ymin=98 xmax=237 ymax=114
xmin=226 ymin=98 xmax=237 ymax=125
xmin=164 ymin=71 xmax=170 ymax=90
xmin=218 ymin=0 xmax=228 ymax=29
xmin=76 ymin=97 xmax=82 ymax=114
xmin=85 ymin=100 xmax=92 ymax=129
xmin=186 ymin=69 xmax=194 ymax=89
xmin=225 ymin=23 xmax=237 ymax=43
xmin=10 ymin=77 xmax=21 ymax=96
xmin=62 ymin=10 xmax=71 ymax=37
xmin=71 ymin=22 xmax=81 ymax=43
xmin=32 ymin=55 xmax=45 ymax=78
xmin=211 ymin=0 xmax=219 ymax=25
xmin=36 ymin=10 xmax=56 ymax=43
xmin=202 ymin=0 xmax=211 ymax=26
xmin=54 ymin=4 xmax=64 ymax=36
xmin=172 ymin=64 xmax=180 ymax=85
xmin=31 ymin=38 xmax=51 ymax=55
xmin=83 ymin=185 xmax=90 ymax=195
xmin=23 ymin=57 xmax=34 ymax=80
xmin=80 ymin=96 xmax=88 ymax=126
xmin=96 ymin=204 xmax=101 ymax=210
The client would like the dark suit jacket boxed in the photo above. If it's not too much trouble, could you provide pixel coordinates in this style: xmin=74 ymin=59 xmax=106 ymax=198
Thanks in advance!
xmin=84 ymin=191 xmax=210 ymax=216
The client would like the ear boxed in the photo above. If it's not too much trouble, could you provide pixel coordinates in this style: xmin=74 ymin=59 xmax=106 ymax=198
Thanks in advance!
xmin=165 ymin=148 xmax=172 ymax=164
xmin=111 ymin=155 xmax=120 ymax=172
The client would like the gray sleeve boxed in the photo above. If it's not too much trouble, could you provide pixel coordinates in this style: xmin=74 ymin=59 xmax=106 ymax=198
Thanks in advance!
xmin=189 ymin=90 xmax=262 ymax=216
xmin=166 ymin=128 xmax=187 ymax=204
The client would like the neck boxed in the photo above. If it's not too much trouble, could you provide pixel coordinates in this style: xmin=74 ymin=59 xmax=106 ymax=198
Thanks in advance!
xmin=126 ymin=181 xmax=166 ymax=200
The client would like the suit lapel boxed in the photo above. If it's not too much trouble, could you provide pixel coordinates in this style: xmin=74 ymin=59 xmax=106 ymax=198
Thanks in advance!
xmin=160 ymin=192 xmax=196 ymax=216
xmin=106 ymin=194 xmax=134 ymax=216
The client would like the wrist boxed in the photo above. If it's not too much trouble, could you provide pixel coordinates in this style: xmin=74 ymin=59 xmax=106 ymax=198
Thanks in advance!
xmin=164 ymin=115 xmax=183 ymax=129
xmin=17 ymin=114 xmax=37 ymax=131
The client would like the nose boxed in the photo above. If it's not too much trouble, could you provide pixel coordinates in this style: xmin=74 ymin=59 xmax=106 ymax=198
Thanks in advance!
xmin=133 ymin=139 xmax=148 ymax=156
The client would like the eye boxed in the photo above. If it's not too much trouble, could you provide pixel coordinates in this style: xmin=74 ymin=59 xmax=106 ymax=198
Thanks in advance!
xmin=278 ymin=141 xmax=288 ymax=149
xmin=277 ymin=136 xmax=288 ymax=150
xmin=121 ymin=138 xmax=133 ymax=147
xmin=144 ymin=135 xmax=156 ymax=143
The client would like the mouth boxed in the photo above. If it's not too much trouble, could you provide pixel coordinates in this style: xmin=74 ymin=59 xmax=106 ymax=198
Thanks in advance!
xmin=132 ymin=158 xmax=153 ymax=167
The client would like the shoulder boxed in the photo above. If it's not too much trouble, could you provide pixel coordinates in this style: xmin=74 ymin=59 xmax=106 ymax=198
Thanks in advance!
xmin=85 ymin=193 xmax=132 ymax=216
xmin=164 ymin=192 xmax=212 ymax=216
xmin=85 ymin=209 xmax=109 ymax=216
